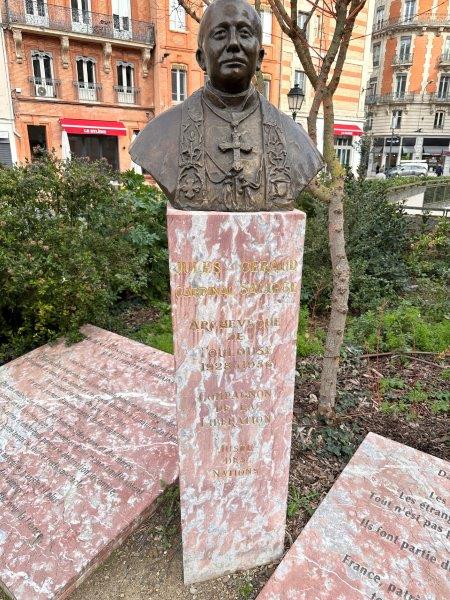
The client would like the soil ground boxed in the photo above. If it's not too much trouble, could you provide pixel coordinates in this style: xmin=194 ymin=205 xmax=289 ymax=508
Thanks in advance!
xmin=1 ymin=350 xmax=448 ymax=600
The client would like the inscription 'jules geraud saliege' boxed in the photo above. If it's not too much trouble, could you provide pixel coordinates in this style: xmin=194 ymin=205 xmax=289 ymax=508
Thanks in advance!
xmin=130 ymin=0 xmax=323 ymax=212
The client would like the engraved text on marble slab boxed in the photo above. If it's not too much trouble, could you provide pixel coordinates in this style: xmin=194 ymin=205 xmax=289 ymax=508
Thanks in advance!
xmin=0 ymin=326 xmax=177 ymax=600
xmin=257 ymin=432 xmax=450 ymax=600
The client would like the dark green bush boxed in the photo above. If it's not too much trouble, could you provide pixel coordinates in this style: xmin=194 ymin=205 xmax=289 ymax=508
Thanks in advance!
xmin=298 ymin=179 xmax=410 ymax=313
xmin=0 ymin=157 xmax=167 ymax=362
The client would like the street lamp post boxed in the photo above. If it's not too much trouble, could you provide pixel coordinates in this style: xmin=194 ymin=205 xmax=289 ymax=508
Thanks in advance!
xmin=287 ymin=83 xmax=305 ymax=122
xmin=389 ymin=126 xmax=396 ymax=169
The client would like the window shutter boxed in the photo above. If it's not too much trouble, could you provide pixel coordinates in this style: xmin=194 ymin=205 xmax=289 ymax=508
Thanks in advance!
xmin=0 ymin=140 xmax=13 ymax=167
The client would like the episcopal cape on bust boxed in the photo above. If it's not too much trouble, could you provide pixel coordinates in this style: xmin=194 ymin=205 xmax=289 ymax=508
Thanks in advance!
xmin=130 ymin=86 xmax=323 ymax=212
xmin=129 ymin=0 xmax=323 ymax=212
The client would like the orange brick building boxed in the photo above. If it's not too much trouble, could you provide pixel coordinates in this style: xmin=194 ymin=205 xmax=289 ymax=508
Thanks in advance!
xmin=153 ymin=0 xmax=285 ymax=116
xmin=367 ymin=0 xmax=450 ymax=173
xmin=1 ymin=0 xmax=156 ymax=169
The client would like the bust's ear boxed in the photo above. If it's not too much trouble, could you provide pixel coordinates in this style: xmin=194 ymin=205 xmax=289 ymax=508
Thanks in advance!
xmin=256 ymin=47 xmax=265 ymax=71
xmin=196 ymin=48 xmax=206 ymax=71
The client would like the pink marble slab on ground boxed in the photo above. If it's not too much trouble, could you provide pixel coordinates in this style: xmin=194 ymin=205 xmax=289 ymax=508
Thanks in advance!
xmin=258 ymin=432 xmax=450 ymax=600
xmin=167 ymin=205 xmax=306 ymax=584
xmin=0 ymin=325 xmax=177 ymax=600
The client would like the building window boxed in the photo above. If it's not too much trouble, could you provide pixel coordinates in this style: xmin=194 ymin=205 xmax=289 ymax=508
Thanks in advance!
xmin=398 ymin=36 xmax=411 ymax=61
xmin=112 ymin=0 xmax=131 ymax=39
xmin=295 ymin=69 xmax=305 ymax=92
xmin=394 ymin=73 xmax=407 ymax=98
xmin=438 ymin=75 xmax=450 ymax=100
xmin=0 ymin=137 xmax=13 ymax=167
xmin=372 ymin=43 xmax=381 ymax=67
xmin=367 ymin=76 xmax=377 ymax=100
xmin=68 ymin=134 xmax=119 ymax=171
xmin=116 ymin=62 xmax=136 ymax=104
xmin=172 ymin=67 xmax=187 ymax=102
xmin=260 ymin=10 xmax=272 ymax=44
xmin=334 ymin=136 xmax=352 ymax=167
xmin=434 ymin=110 xmax=445 ymax=129
xmin=71 ymin=0 xmax=92 ymax=33
xmin=391 ymin=109 xmax=402 ymax=129
xmin=404 ymin=0 xmax=416 ymax=22
xmin=27 ymin=124 xmax=47 ymax=158
xmin=262 ymin=76 xmax=270 ymax=100
xmin=31 ymin=51 xmax=56 ymax=97
xmin=444 ymin=37 xmax=450 ymax=60
xmin=75 ymin=57 xmax=98 ymax=101
xmin=297 ymin=10 xmax=309 ymax=31
xmin=375 ymin=6 xmax=384 ymax=28
xmin=169 ymin=0 xmax=186 ymax=31
xmin=25 ymin=0 xmax=48 ymax=26
xmin=366 ymin=112 xmax=373 ymax=130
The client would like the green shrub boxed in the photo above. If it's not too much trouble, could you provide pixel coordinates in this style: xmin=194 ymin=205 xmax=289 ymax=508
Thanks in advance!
xmin=298 ymin=180 xmax=411 ymax=313
xmin=131 ymin=304 xmax=173 ymax=354
xmin=346 ymin=301 xmax=450 ymax=353
xmin=296 ymin=306 xmax=324 ymax=357
xmin=0 ymin=156 xmax=166 ymax=362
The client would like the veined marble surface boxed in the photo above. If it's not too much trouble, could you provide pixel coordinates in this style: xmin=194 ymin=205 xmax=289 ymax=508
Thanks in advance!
xmin=0 ymin=326 xmax=178 ymax=600
xmin=168 ymin=206 xmax=306 ymax=584
xmin=257 ymin=433 xmax=450 ymax=600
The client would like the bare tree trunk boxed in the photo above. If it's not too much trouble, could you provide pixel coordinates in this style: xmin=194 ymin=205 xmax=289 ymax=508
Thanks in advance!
xmin=317 ymin=96 xmax=350 ymax=417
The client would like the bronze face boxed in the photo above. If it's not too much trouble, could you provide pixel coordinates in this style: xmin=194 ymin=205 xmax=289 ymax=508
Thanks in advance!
xmin=196 ymin=0 xmax=264 ymax=94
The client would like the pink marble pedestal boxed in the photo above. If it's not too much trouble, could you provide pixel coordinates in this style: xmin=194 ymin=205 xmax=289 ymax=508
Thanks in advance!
xmin=167 ymin=205 xmax=306 ymax=584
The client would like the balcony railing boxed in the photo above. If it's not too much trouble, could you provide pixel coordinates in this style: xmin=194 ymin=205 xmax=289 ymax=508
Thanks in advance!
xmin=73 ymin=81 xmax=102 ymax=102
xmin=438 ymin=53 xmax=450 ymax=66
xmin=29 ymin=76 xmax=60 ymax=98
xmin=373 ymin=14 xmax=450 ymax=34
xmin=432 ymin=91 xmax=450 ymax=102
xmin=392 ymin=53 xmax=413 ymax=66
xmin=4 ymin=0 xmax=155 ymax=45
xmin=113 ymin=85 xmax=139 ymax=104
xmin=365 ymin=92 xmax=416 ymax=105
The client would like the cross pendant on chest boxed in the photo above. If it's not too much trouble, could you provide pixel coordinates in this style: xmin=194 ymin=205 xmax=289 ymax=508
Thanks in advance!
xmin=218 ymin=125 xmax=253 ymax=173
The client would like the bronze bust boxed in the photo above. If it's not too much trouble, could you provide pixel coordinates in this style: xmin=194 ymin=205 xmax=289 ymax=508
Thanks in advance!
xmin=130 ymin=0 xmax=323 ymax=211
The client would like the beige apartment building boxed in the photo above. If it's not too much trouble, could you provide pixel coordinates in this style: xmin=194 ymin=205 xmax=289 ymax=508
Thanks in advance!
xmin=0 ymin=11 xmax=16 ymax=166
xmin=279 ymin=1 xmax=373 ymax=174
xmin=367 ymin=0 xmax=450 ymax=174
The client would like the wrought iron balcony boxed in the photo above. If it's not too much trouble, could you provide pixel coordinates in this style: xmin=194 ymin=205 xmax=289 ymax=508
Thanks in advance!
xmin=4 ymin=0 xmax=155 ymax=46
xmin=29 ymin=76 xmax=60 ymax=98
xmin=373 ymin=14 xmax=450 ymax=35
xmin=392 ymin=53 xmax=413 ymax=67
xmin=432 ymin=91 xmax=450 ymax=103
xmin=365 ymin=92 xmax=417 ymax=105
xmin=113 ymin=85 xmax=140 ymax=105
xmin=438 ymin=53 xmax=450 ymax=67
xmin=73 ymin=81 xmax=102 ymax=102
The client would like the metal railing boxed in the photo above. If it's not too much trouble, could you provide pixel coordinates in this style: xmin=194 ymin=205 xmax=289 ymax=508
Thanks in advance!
xmin=392 ymin=54 xmax=413 ymax=66
xmin=73 ymin=81 xmax=102 ymax=102
xmin=365 ymin=92 xmax=416 ymax=104
xmin=4 ymin=0 xmax=155 ymax=45
xmin=113 ymin=85 xmax=139 ymax=104
xmin=432 ymin=91 xmax=450 ymax=102
xmin=373 ymin=13 xmax=450 ymax=34
xmin=438 ymin=53 xmax=450 ymax=65
xmin=29 ymin=76 xmax=60 ymax=98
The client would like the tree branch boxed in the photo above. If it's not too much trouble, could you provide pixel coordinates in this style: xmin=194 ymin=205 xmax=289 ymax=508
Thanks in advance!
xmin=177 ymin=0 xmax=201 ymax=24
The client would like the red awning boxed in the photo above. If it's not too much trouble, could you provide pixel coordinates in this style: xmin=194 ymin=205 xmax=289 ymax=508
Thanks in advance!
xmin=60 ymin=118 xmax=127 ymax=136
xmin=333 ymin=123 xmax=364 ymax=136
